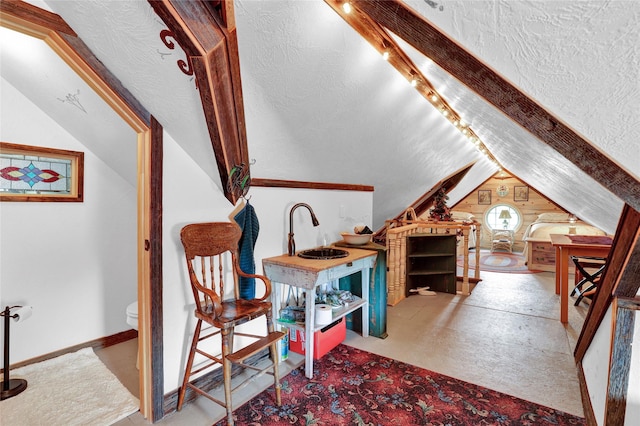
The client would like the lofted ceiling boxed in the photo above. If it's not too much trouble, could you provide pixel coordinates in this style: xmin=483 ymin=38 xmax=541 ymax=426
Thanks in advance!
xmin=2 ymin=0 xmax=638 ymax=234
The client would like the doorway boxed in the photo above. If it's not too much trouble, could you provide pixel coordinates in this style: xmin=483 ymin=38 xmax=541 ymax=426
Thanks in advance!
xmin=0 ymin=13 xmax=157 ymax=420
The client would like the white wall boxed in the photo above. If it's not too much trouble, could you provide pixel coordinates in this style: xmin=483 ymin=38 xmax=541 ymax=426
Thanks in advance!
xmin=1 ymin=73 xmax=373 ymax=394
xmin=584 ymin=307 xmax=613 ymax=425
xmin=161 ymin=133 xmax=373 ymax=390
xmin=0 ymin=77 xmax=138 ymax=363
xmin=583 ymin=303 xmax=640 ymax=425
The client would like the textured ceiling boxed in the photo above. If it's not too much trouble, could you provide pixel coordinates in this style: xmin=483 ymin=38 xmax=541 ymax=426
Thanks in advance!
xmin=5 ymin=0 xmax=639 ymax=234
xmin=0 ymin=25 xmax=138 ymax=185
xmin=407 ymin=0 xmax=639 ymax=176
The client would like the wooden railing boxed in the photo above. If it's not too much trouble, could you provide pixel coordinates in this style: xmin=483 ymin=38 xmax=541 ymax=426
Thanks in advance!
xmin=385 ymin=219 xmax=481 ymax=305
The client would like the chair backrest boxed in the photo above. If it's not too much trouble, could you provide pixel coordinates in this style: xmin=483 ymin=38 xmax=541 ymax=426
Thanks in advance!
xmin=492 ymin=229 xmax=514 ymax=242
xmin=180 ymin=222 xmax=243 ymax=319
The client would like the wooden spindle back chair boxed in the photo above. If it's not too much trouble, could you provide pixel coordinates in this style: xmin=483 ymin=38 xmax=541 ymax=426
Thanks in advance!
xmin=178 ymin=222 xmax=285 ymax=426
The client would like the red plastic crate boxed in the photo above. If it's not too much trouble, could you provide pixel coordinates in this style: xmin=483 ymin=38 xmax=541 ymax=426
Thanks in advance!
xmin=289 ymin=318 xmax=346 ymax=360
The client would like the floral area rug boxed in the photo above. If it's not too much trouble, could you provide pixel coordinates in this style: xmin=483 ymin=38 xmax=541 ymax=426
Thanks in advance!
xmin=458 ymin=250 xmax=541 ymax=274
xmin=216 ymin=344 xmax=584 ymax=425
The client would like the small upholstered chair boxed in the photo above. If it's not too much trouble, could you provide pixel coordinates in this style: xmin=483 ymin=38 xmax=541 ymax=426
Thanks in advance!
xmin=178 ymin=222 xmax=286 ymax=426
xmin=491 ymin=229 xmax=514 ymax=253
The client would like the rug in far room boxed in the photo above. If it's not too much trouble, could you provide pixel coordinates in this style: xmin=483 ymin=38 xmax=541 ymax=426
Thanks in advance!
xmin=216 ymin=344 xmax=585 ymax=426
xmin=458 ymin=250 xmax=541 ymax=274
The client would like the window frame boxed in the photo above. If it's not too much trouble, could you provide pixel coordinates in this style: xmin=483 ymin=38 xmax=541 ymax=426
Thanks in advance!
xmin=484 ymin=203 xmax=522 ymax=232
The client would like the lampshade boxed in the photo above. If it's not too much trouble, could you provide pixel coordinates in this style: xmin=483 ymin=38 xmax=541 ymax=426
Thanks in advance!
xmin=499 ymin=210 xmax=512 ymax=219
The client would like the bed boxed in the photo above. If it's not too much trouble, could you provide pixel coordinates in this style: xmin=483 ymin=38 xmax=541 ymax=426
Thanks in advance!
xmin=450 ymin=211 xmax=478 ymax=251
xmin=523 ymin=213 xmax=608 ymax=271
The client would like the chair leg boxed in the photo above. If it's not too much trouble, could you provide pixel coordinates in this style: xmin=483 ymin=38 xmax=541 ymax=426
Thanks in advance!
xmin=266 ymin=312 xmax=282 ymax=406
xmin=178 ymin=319 xmax=203 ymax=411
xmin=575 ymin=282 xmax=598 ymax=306
xmin=571 ymin=277 xmax=589 ymax=296
xmin=221 ymin=328 xmax=234 ymax=426
xmin=270 ymin=341 xmax=282 ymax=406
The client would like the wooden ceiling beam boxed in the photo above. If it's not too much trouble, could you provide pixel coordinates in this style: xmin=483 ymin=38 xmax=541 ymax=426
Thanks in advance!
xmin=374 ymin=163 xmax=473 ymax=242
xmin=351 ymin=0 xmax=640 ymax=211
xmin=149 ymin=0 xmax=248 ymax=204
xmin=0 ymin=0 xmax=76 ymax=36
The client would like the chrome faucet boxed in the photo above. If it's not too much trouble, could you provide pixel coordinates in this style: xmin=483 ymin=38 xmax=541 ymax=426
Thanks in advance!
xmin=288 ymin=203 xmax=320 ymax=256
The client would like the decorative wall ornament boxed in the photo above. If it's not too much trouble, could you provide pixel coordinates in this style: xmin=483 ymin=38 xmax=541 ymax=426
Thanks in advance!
xmin=0 ymin=142 xmax=84 ymax=202
xmin=496 ymin=184 xmax=509 ymax=197
xmin=159 ymin=29 xmax=193 ymax=76
xmin=478 ymin=189 xmax=491 ymax=205
xmin=57 ymin=89 xmax=86 ymax=113
xmin=423 ymin=0 xmax=444 ymax=11
xmin=514 ymin=186 xmax=529 ymax=202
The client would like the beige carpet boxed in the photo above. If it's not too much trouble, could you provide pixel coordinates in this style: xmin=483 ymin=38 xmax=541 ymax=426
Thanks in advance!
xmin=0 ymin=347 xmax=139 ymax=426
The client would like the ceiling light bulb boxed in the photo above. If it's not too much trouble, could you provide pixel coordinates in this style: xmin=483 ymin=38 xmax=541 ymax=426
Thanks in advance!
xmin=431 ymin=94 xmax=438 ymax=102
xmin=411 ymin=78 xmax=417 ymax=87
xmin=382 ymin=50 xmax=389 ymax=61
xmin=442 ymin=110 xmax=449 ymax=117
xmin=342 ymin=2 xmax=352 ymax=13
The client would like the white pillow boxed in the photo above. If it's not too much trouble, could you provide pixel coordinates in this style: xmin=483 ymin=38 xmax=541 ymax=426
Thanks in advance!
xmin=537 ymin=212 xmax=571 ymax=222
xmin=450 ymin=211 xmax=475 ymax=221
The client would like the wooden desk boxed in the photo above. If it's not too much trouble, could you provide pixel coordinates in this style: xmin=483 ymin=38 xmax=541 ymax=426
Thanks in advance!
xmin=550 ymin=234 xmax=612 ymax=323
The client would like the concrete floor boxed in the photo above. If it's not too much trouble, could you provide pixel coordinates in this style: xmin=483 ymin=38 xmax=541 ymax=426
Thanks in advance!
xmin=105 ymin=267 xmax=588 ymax=425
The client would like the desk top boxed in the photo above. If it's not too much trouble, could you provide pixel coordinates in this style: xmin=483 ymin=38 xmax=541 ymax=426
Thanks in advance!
xmin=550 ymin=234 xmax=613 ymax=248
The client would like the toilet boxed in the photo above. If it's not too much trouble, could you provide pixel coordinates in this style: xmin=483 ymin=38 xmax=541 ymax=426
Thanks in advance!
xmin=126 ymin=301 xmax=140 ymax=369
xmin=126 ymin=301 xmax=138 ymax=330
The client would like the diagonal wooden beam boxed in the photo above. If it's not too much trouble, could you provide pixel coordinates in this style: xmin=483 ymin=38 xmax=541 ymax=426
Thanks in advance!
xmin=149 ymin=0 xmax=248 ymax=204
xmin=373 ymin=163 xmax=473 ymax=242
xmin=575 ymin=204 xmax=640 ymax=361
xmin=352 ymin=0 xmax=640 ymax=211
xmin=0 ymin=0 xmax=76 ymax=36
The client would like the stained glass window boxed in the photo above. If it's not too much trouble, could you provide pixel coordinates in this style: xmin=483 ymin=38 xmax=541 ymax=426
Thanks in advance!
xmin=0 ymin=143 xmax=83 ymax=202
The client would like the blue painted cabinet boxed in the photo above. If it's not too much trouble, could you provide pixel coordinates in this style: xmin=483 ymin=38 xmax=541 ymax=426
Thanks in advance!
xmin=337 ymin=242 xmax=387 ymax=338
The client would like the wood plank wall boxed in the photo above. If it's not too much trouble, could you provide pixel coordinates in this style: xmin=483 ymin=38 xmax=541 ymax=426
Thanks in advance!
xmin=452 ymin=172 xmax=567 ymax=252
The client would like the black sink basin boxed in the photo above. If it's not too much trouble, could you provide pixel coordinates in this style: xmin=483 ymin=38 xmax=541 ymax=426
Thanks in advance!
xmin=297 ymin=248 xmax=349 ymax=260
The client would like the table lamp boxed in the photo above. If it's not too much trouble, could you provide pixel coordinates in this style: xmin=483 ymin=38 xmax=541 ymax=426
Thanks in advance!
xmin=499 ymin=209 xmax=512 ymax=229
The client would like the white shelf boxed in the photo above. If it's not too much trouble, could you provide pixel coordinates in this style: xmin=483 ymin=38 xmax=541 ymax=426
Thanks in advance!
xmin=277 ymin=296 xmax=366 ymax=333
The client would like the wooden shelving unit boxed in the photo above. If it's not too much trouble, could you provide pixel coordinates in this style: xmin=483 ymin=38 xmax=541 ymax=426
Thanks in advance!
xmin=406 ymin=234 xmax=457 ymax=295
xmin=385 ymin=220 xmax=480 ymax=305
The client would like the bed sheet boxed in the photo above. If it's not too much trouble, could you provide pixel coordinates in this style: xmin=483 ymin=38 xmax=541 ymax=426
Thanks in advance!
xmin=523 ymin=221 xmax=606 ymax=241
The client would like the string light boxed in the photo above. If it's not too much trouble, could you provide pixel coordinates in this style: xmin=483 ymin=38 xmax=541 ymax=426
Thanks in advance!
xmin=326 ymin=0 xmax=502 ymax=169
